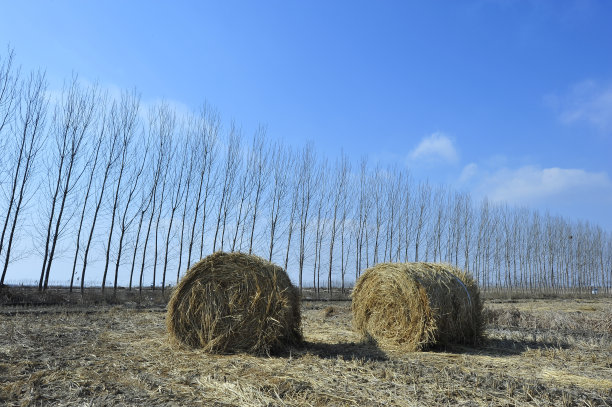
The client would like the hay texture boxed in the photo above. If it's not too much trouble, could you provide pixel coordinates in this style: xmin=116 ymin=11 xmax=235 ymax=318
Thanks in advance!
xmin=166 ymin=251 xmax=302 ymax=354
xmin=352 ymin=262 xmax=483 ymax=351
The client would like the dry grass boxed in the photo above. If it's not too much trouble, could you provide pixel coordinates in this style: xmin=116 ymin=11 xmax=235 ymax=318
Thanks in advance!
xmin=484 ymin=298 xmax=612 ymax=343
xmin=166 ymin=251 xmax=301 ymax=354
xmin=0 ymin=285 xmax=169 ymax=307
xmin=1 ymin=297 xmax=610 ymax=406
xmin=352 ymin=262 xmax=483 ymax=351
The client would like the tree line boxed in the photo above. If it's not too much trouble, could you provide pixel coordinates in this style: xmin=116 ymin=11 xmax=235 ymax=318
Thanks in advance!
xmin=0 ymin=48 xmax=610 ymax=295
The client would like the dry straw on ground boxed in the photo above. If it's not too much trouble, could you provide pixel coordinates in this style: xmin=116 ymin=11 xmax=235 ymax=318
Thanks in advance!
xmin=352 ymin=262 xmax=483 ymax=351
xmin=166 ymin=251 xmax=302 ymax=354
xmin=2 ymin=296 xmax=611 ymax=405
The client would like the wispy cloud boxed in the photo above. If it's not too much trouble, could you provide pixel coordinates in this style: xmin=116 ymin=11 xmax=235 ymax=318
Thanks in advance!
xmin=408 ymin=132 xmax=459 ymax=164
xmin=471 ymin=165 xmax=612 ymax=206
xmin=46 ymin=78 xmax=197 ymax=127
xmin=455 ymin=157 xmax=612 ymax=229
xmin=459 ymin=162 xmax=478 ymax=183
xmin=548 ymin=80 xmax=612 ymax=135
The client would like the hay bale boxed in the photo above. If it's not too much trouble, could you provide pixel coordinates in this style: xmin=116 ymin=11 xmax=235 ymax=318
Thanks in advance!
xmin=166 ymin=251 xmax=302 ymax=354
xmin=352 ymin=262 xmax=483 ymax=351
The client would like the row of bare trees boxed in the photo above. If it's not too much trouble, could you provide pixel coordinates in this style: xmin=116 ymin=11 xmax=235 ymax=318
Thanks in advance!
xmin=0 ymin=48 xmax=610 ymax=294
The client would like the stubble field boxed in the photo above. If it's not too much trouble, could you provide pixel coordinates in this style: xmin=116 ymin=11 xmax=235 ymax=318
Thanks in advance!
xmin=0 ymin=292 xmax=610 ymax=406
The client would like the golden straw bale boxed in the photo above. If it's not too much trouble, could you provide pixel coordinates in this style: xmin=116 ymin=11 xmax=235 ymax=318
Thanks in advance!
xmin=166 ymin=251 xmax=302 ymax=354
xmin=352 ymin=262 xmax=483 ymax=351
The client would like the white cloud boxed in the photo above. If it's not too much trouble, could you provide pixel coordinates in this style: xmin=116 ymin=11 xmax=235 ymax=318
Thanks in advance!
xmin=478 ymin=165 xmax=612 ymax=205
xmin=45 ymin=78 xmax=124 ymax=107
xmin=455 ymin=160 xmax=612 ymax=230
xmin=409 ymin=132 xmax=459 ymax=164
xmin=550 ymin=80 xmax=612 ymax=134
xmin=46 ymin=79 xmax=197 ymax=128
xmin=139 ymin=97 xmax=195 ymax=125
xmin=459 ymin=163 xmax=478 ymax=183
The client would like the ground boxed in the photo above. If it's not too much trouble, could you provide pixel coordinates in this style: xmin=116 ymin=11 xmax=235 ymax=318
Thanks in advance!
xmin=0 ymin=291 xmax=610 ymax=406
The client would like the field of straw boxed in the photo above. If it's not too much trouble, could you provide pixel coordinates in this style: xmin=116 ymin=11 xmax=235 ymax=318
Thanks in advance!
xmin=0 ymin=294 xmax=610 ymax=406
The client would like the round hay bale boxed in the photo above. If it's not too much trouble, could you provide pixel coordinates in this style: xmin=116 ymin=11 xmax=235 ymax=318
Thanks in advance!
xmin=352 ymin=262 xmax=483 ymax=351
xmin=166 ymin=251 xmax=302 ymax=354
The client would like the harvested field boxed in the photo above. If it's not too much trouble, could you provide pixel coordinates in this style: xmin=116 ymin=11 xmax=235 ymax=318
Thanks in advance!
xmin=0 ymin=296 xmax=611 ymax=406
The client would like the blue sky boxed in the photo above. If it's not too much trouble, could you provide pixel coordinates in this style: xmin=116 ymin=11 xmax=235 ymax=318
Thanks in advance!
xmin=2 ymin=0 xmax=612 ymax=230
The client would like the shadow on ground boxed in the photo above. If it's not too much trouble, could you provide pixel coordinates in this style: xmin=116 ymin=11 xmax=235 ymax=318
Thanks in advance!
xmin=436 ymin=334 xmax=573 ymax=358
xmin=293 ymin=340 xmax=389 ymax=362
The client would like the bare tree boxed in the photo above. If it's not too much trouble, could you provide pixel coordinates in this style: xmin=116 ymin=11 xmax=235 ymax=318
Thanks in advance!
xmin=229 ymin=140 xmax=250 ymax=252
xmin=212 ymin=124 xmax=240 ymax=252
xmin=161 ymin=122 xmax=188 ymax=292
xmin=402 ymin=179 xmax=417 ymax=263
xmin=150 ymin=107 xmax=175 ymax=290
xmin=594 ymin=226 xmax=606 ymax=293
xmin=184 ymin=105 xmax=218 ymax=269
xmin=246 ymin=126 xmax=270 ymax=254
xmin=393 ymin=171 xmax=410 ymax=263
xmin=448 ymin=191 xmax=466 ymax=267
xmin=603 ymin=232 xmax=610 ymax=293
xmin=339 ymin=212 xmax=352 ymax=292
xmin=112 ymin=128 xmax=148 ymax=294
xmin=327 ymin=154 xmax=348 ymax=295
xmin=430 ymin=186 xmax=447 ymax=263
xmin=196 ymin=106 xmax=219 ymax=261
xmin=228 ymin=128 xmax=270 ymax=255
xmin=184 ymin=117 xmax=206 ymax=270
xmin=315 ymin=197 xmax=330 ymax=296
xmin=283 ymin=168 xmax=299 ymax=272
xmin=371 ymin=167 xmax=385 ymax=265
xmin=138 ymin=103 xmax=172 ymax=292
xmin=174 ymin=122 xmax=196 ymax=283
xmin=128 ymin=169 xmax=154 ymax=290
xmin=69 ymin=104 xmax=104 ymax=292
xmin=354 ymin=157 xmax=370 ymax=278
xmin=0 ymin=49 xmax=23 ymax=275
xmin=101 ymin=91 xmax=140 ymax=292
xmin=39 ymin=78 xmax=96 ymax=290
xmin=0 ymin=70 xmax=47 ymax=285
xmin=515 ymin=208 xmax=530 ymax=291
xmin=296 ymin=144 xmax=315 ymax=294
xmin=338 ymin=163 xmax=353 ymax=293
xmin=501 ymin=206 xmax=516 ymax=292
xmin=80 ymin=100 xmax=120 ymax=292
xmin=311 ymin=160 xmax=329 ymax=295
xmin=383 ymin=167 xmax=401 ymax=263
xmin=414 ymin=181 xmax=431 ymax=262
xmin=105 ymin=92 xmax=145 ymax=293
xmin=472 ymin=198 xmax=489 ymax=287
xmin=266 ymin=143 xmax=291 ymax=262
xmin=0 ymin=47 xmax=19 ymax=202
xmin=461 ymin=193 xmax=474 ymax=271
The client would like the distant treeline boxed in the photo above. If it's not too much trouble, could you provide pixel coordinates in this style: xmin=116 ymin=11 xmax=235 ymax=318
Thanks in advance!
xmin=0 ymin=47 xmax=610 ymax=294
